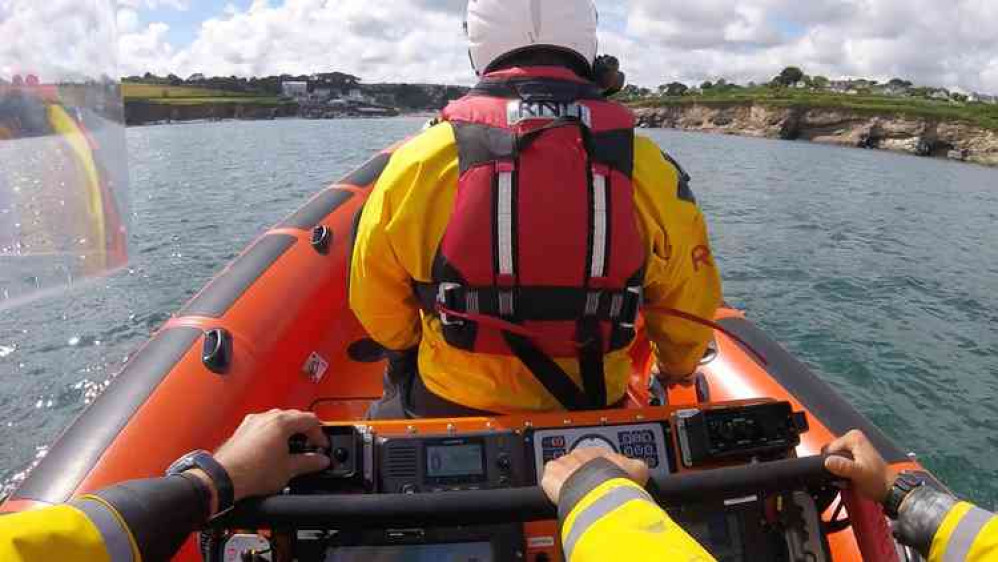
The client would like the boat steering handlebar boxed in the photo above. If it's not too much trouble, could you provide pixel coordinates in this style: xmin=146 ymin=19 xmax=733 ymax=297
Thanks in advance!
xmin=212 ymin=454 xmax=844 ymax=530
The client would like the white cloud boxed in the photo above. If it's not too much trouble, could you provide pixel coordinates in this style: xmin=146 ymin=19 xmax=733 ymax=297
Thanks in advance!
xmin=118 ymin=0 xmax=471 ymax=83
xmin=1 ymin=0 xmax=119 ymax=82
xmin=116 ymin=0 xmax=190 ymax=10
xmin=116 ymin=8 xmax=139 ymax=33
xmin=618 ymin=0 xmax=998 ymax=93
xmin=104 ymin=0 xmax=998 ymax=94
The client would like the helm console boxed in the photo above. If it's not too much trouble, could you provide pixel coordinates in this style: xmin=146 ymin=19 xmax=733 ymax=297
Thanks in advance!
xmin=209 ymin=400 xmax=835 ymax=562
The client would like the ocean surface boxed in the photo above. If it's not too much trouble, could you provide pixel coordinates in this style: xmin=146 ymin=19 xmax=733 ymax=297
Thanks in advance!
xmin=1 ymin=118 xmax=996 ymax=508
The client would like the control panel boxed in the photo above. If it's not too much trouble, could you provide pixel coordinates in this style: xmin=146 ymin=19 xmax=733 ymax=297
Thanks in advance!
xmin=228 ymin=401 xmax=822 ymax=562
xmin=379 ymin=431 xmax=528 ymax=494
xmin=674 ymin=401 xmax=809 ymax=467
xmin=529 ymin=422 xmax=672 ymax=483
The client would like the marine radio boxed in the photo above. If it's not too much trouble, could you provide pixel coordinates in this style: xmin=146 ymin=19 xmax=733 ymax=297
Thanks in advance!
xmin=674 ymin=401 xmax=809 ymax=467
xmin=379 ymin=431 xmax=527 ymax=494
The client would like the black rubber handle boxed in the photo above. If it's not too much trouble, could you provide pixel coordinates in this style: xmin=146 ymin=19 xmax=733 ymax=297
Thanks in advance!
xmin=646 ymin=453 xmax=839 ymax=505
xmin=213 ymin=454 xmax=841 ymax=530
xmin=201 ymin=328 xmax=232 ymax=374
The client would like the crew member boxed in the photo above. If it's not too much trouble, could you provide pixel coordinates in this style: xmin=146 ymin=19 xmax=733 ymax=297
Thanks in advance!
xmin=351 ymin=0 xmax=723 ymax=418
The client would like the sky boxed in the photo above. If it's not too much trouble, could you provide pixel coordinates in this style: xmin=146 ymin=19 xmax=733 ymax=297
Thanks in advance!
xmin=3 ymin=1 xmax=998 ymax=93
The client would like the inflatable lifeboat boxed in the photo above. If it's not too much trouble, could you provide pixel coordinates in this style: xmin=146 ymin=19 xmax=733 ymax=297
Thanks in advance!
xmin=1 ymin=147 xmax=941 ymax=562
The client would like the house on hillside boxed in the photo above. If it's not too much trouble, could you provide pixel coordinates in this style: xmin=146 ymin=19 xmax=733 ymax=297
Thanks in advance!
xmin=281 ymin=81 xmax=308 ymax=100
xmin=926 ymin=88 xmax=952 ymax=101
xmin=872 ymin=84 xmax=910 ymax=97
xmin=346 ymin=88 xmax=368 ymax=103
xmin=312 ymin=87 xmax=334 ymax=102
xmin=969 ymin=92 xmax=997 ymax=104
xmin=828 ymin=80 xmax=860 ymax=95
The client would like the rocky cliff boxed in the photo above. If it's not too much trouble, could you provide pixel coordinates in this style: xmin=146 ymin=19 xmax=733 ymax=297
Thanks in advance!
xmin=125 ymin=101 xmax=298 ymax=126
xmin=633 ymin=103 xmax=998 ymax=167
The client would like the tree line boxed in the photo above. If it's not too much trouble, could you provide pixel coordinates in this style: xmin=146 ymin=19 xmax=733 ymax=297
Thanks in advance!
xmin=122 ymin=71 xmax=362 ymax=96
xmin=621 ymin=66 xmax=929 ymax=100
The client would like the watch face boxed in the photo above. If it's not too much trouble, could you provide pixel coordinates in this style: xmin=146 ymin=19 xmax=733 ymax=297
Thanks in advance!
xmin=897 ymin=472 xmax=924 ymax=490
xmin=166 ymin=450 xmax=207 ymax=475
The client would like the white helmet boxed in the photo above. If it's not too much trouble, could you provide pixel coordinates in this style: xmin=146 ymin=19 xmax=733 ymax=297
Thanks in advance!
xmin=465 ymin=0 xmax=599 ymax=76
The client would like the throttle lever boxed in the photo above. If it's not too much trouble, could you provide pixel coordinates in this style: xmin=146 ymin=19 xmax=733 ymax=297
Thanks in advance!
xmin=288 ymin=433 xmax=330 ymax=457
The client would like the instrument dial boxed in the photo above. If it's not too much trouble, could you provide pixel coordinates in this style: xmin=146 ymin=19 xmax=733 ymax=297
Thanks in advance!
xmin=571 ymin=434 xmax=618 ymax=453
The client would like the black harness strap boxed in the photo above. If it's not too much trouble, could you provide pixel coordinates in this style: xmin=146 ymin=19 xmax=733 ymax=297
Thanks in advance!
xmin=415 ymin=284 xmax=642 ymax=325
xmin=577 ymin=317 xmax=608 ymax=409
xmin=502 ymin=331 xmax=589 ymax=411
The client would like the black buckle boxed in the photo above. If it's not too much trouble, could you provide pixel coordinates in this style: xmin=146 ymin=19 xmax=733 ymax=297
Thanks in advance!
xmin=437 ymin=283 xmax=464 ymax=326
xmin=619 ymin=286 xmax=643 ymax=329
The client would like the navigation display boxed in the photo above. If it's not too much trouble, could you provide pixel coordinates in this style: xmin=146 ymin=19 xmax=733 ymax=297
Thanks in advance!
xmin=326 ymin=542 xmax=492 ymax=562
xmin=426 ymin=443 xmax=485 ymax=478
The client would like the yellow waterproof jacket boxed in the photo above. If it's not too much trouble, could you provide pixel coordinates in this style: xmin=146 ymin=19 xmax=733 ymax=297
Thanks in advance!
xmin=557 ymin=458 xmax=715 ymax=561
xmin=925 ymin=500 xmax=998 ymax=561
xmin=350 ymin=107 xmax=723 ymax=413
xmin=2 ymin=475 xmax=996 ymax=561
xmin=0 ymin=474 xmax=209 ymax=562
xmin=0 ymin=503 xmax=134 ymax=562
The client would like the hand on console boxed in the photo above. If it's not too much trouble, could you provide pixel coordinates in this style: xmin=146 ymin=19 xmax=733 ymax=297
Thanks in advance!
xmin=822 ymin=430 xmax=895 ymax=503
xmin=206 ymin=409 xmax=331 ymax=509
xmin=540 ymin=448 xmax=650 ymax=504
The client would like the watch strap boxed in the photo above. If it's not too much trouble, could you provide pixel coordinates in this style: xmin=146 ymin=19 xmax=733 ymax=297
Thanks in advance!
xmin=176 ymin=472 xmax=212 ymax=522
xmin=884 ymin=472 xmax=923 ymax=519
xmin=168 ymin=450 xmax=235 ymax=516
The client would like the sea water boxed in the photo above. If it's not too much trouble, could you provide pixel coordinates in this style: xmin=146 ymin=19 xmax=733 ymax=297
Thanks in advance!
xmin=1 ymin=118 xmax=996 ymax=507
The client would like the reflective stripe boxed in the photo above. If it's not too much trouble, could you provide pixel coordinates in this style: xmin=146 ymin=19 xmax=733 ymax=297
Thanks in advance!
xmin=610 ymin=294 xmax=623 ymax=318
xmin=584 ymin=292 xmax=600 ymax=316
xmin=466 ymin=290 xmax=480 ymax=314
xmin=563 ymin=485 xmax=654 ymax=559
xmin=498 ymin=291 xmax=514 ymax=317
xmin=72 ymin=498 xmax=136 ymax=562
xmin=943 ymin=507 xmax=996 ymax=562
xmin=497 ymin=169 xmax=515 ymax=276
xmin=589 ymin=172 xmax=608 ymax=279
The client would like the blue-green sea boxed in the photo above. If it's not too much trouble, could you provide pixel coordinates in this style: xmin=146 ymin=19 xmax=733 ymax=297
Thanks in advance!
xmin=1 ymin=118 xmax=996 ymax=508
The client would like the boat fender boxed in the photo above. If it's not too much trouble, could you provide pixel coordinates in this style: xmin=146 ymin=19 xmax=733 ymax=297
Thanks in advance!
xmin=202 ymin=328 xmax=233 ymax=374
xmin=311 ymin=225 xmax=332 ymax=255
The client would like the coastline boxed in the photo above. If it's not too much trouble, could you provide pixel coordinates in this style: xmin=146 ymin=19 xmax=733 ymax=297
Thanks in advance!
xmin=632 ymin=103 xmax=998 ymax=167
xmin=123 ymin=100 xmax=439 ymax=127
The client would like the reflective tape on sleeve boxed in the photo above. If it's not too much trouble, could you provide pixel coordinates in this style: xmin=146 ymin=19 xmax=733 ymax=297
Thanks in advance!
xmin=562 ymin=485 xmax=655 ymax=559
xmin=72 ymin=498 xmax=137 ymax=562
xmin=943 ymin=506 xmax=996 ymax=562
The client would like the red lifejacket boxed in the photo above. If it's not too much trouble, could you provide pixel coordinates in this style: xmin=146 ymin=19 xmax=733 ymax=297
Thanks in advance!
xmin=416 ymin=67 xmax=646 ymax=410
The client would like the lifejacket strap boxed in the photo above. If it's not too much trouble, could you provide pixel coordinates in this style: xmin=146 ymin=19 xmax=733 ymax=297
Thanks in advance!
xmin=415 ymin=283 xmax=641 ymax=327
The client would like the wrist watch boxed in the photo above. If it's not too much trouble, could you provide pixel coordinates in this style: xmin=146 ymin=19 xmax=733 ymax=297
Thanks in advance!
xmin=167 ymin=450 xmax=235 ymax=517
xmin=883 ymin=471 xmax=925 ymax=519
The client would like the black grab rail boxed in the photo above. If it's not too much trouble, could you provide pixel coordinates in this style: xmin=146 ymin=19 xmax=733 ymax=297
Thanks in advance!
xmin=213 ymin=454 xmax=842 ymax=530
